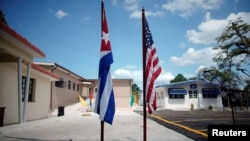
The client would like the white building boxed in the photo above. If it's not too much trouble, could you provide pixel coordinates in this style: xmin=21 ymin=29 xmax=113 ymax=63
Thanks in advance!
xmin=155 ymin=80 xmax=224 ymax=110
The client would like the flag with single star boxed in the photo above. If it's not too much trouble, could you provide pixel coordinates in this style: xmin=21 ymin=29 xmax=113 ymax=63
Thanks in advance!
xmin=94 ymin=1 xmax=115 ymax=125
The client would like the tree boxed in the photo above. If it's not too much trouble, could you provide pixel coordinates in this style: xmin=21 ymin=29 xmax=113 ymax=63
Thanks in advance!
xmin=210 ymin=17 xmax=250 ymax=89
xmin=244 ymin=81 xmax=250 ymax=94
xmin=132 ymin=83 xmax=141 ymax=95
xmin=213 ymin=17 xmax=250 ymax=69
xmin=198 ymin=67 xmax=241 ymax=88
xmin=0 ymin=9 xmax=8 ymax=24
xmin=170 ymin=73 xmax=187 ymax=83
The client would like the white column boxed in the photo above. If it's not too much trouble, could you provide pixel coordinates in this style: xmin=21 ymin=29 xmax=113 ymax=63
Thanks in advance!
xmin=17 ymin=58 xmax=23 ymax=123
xmin=23 ymin=62 xmax=31 ymax=123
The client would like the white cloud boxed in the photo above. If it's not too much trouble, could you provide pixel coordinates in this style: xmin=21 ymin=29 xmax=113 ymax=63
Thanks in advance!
xmin=187 ymin=18 xmax=227 ymax=44
xmin=55 ymin=10 xmax=69 ymax=19
xmin=227 ymin=12 xmax=250 ymax=23
xmin=170 ymin=47 xmax=218 ymax=66
xmin=234 ymin=0 xmax=239 ymax=4
xmin=162 ymin=0 xmax=223 ymax=18
xmin=83 ymin=16 xmax=91 ymax=21
xmin=123 ymin=0 xmax=140 ymax=11
xmin=110 ymin=0 xmax=118 ymax=6
xmin=18 ymin=23 xmax=23 ymax=27
xmin=121 ymin=0 xmax=164 ymax=19
xmin=124 ymin=0 xmax=139 ymax=4
xmin=129 ymin=10 xmax=141 ymax=19
xmin=195 ymin=65 xmax=216 ymax=74
xmin=112 ymin=66 xmax=174 ymax=89
xmin=187 ymin=12 xmax=250 ymax=44
xmin=129 ymin=10 xmax=164 ymax=19
xmin=179 ymin=42 xmax=186 ymax=48
xmin=145 ymin=10 xmax=164 ymax=18
xmin=125 ymin=65 xmax=137 ymax=70
xmin=112 ymin=67 xmax=142 ymax=88
xmin=113 ymin=68 xmax=142 ymax=81
xmin=156 ymin=71 xmax=175 ymax=85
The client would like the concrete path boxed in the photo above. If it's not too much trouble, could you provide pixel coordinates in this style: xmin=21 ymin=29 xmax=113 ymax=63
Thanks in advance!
xmin=0 ymin=103 xmax=194 ymax=141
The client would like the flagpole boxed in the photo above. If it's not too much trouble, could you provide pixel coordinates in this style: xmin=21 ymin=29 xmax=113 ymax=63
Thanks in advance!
xmin=101 ymin=1 xmax=104 ymax=141
xmin=101 ymin=121 xmax=104 ymax=141
xmin=142 ymin=7 xmax=147 ymax=141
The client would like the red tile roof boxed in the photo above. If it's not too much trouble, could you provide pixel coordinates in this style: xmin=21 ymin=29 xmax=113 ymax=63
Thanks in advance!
xmin=32 ymin=63 xmax=59 ymax=80
xmin=1 ymin=22 xmax=58 ymax=80
xmin=0 ymin=22 xmax=45 ymax=58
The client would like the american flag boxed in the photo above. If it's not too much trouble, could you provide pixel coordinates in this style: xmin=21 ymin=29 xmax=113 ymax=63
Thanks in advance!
xmin=144 ymin=16 xmax=162 ymax=114
xmin=94 ymin=1 xmax=115 ymax=125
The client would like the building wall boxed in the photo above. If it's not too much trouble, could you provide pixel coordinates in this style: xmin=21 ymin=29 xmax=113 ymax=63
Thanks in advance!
xmin=197 ymin=83 xmax=223 ymax=109
xmin=156 ymin=87 xmax=165 ymax=108
xmin=91 ymin=79 xmax=132 ymax=108
xmin=0 ymin=63 xmax=19 ymax=124
xmin=27 ymin=72 xmax=51 ymax=121
xmin=163 ymin=84 xmax=191 ymax=110
xmin=51 ymin=69 xmax=82 ymax=110
xmin=0 ymin=63 xmax=52 ymax=124
xmin=156 ymin=82 xmax=223 ymax=110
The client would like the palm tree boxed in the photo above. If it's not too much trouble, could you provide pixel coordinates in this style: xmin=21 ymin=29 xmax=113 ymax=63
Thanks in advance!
xmin=131 ymin=83 xmax=141 ymax=106
xmin=132 ymin=83 xmax=141 ymax=95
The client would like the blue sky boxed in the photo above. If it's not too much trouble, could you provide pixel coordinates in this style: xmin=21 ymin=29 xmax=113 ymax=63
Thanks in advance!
xmin=1 ymin=0 xmax=250 ymax=89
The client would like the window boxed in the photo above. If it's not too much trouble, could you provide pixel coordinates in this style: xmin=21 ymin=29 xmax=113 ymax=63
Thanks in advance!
xmin=22 ymin=76 xmax=35 ymax=102
xmin=190 ymin=84 xmax=197 ymax=89
xmin=89 ymin=87 xmax=92 ymax=94
xmin=161 ymin=91 xmax=164 ymax=99
xmin=156 ymin=92 xmax=160 ymax=99
xmin=73 ymin=82 xmax=75 ymax=91
xmin=55 ymin=77 xmax=65 ymax=88
xmin=156 ymin=91 xmax=164 ymax=99
xmin=169 ymin=94 xmax=184 ymax=99
xmin=77 ymin=84 xmax=79 ymax=92
xmin=68 ymin=80 xmax=71 ymax=90
xmin=194 ymin=90 xmax=198 ymax=98
xmin=168 ymin=88 xmax=186 ymax=99
xmin=203 ymin=94 xmax=217 ymax=98
xmin=202 ymin=88 xmax=219 ymax=98
xmin=189 ymin=90 xmax=198 ymax=99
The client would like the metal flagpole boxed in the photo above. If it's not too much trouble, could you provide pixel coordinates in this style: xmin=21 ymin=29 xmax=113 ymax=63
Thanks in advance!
xmin=101 ymin=1 xmax=104 ymax=141
xmin=142 ymin=7 xmax=147 ymax=141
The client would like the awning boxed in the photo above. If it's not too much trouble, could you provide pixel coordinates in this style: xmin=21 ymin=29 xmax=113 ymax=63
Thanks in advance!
xmin=202 ymin=88 xmax=220 ymax=95
xmin=168 ymin=88 xmax=187 ymax=95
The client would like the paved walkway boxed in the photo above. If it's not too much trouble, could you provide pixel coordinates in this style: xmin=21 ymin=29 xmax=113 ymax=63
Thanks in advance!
xmin=0 ymin=103 xmax=194 ymax=141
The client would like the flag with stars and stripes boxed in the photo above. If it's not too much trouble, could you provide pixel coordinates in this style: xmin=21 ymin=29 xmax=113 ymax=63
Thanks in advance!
xmin=144 ymin=15 xmax=162 ymax=114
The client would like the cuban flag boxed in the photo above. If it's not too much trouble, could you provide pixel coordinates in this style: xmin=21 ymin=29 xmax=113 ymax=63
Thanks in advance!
xmin=94 ymin=1 xmax=115 ymax=125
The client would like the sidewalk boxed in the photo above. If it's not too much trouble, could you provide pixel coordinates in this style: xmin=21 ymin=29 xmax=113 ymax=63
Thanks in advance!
xmin=0 ymin=103 xmax=194 ymax=141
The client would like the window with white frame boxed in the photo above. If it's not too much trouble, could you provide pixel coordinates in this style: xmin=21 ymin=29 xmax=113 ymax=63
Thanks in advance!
xmin=156 ymin=91 xmax=164 ymax=99
xmin=156 ymin=91 xmax=160 ymax=99
xmin=161 ymin=91 xmax=164 ymax=99
xmin=189 ymin=90 xmax=198 ymax=99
